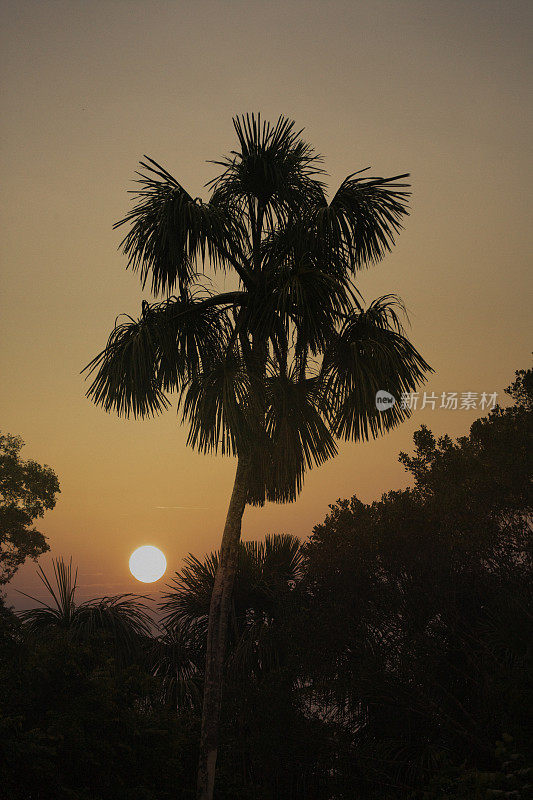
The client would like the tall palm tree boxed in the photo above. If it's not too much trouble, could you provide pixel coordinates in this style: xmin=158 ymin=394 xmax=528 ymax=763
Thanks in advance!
xmin=18 ymin=556 xmax=152 ymax=662
xmin=83 ymin=113 xmax=432 ymax=799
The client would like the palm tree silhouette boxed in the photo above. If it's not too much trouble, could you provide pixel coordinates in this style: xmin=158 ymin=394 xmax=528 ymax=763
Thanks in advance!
xmin=153 ymin=534 xmax=302 ymax=714
xmin=83 ymin=113 xmax=432 ymax=799
xmin=18 ymin=556 xmax=152 ymax=663
xmin=162 ymin=533 xmax=302 ymax=647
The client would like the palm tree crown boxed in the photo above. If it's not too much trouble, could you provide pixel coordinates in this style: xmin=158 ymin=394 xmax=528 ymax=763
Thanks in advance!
xmin=18 ymin=557 xmax=152 ymax=660
xmin=161 ymin=533 xmax=303 ymax=636
xmin=83 ymin=113 xmax=431 ymax=504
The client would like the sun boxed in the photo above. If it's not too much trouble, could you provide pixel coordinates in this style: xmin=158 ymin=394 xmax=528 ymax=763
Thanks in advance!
xmin=129 ymin=545 xmax=167 ymax=583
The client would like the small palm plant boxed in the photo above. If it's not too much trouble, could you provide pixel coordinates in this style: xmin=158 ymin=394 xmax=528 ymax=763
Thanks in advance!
xmin=161 ymin=534 xmax=303 ymax=680
xmin=162 ymin=534 xmax=303 ymax=630
xmin=83 ymin=113 xmax=432 ymax=798
xmin=150 ymin=621 xmax=205 ymax=712
xmin=18 ymin=556 xmax=152 ymax=661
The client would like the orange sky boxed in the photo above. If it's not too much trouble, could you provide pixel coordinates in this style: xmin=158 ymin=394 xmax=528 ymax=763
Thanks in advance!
xmin=1 ymin=0 xmax=531 ymax=609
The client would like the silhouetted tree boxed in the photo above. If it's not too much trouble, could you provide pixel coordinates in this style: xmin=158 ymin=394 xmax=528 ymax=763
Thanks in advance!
xmin=161 ymin=534 xmax=316 ymax=797
xmin=2 ymin=368 xmax=529 ymax=798
xmin=19 ymin=556 xmax=152 ymax=664
xmin=0 ymin=432 xmax=59 ymax=586
xmin=150 ymin=534 xmax=304 ymax=726
xmin=83 ymin=113 xmax=431 ymax=798
xmin=161 ymin=533 xmax=303 ymax=671
xmin=298 ymin=366 xmax=532 ymax=795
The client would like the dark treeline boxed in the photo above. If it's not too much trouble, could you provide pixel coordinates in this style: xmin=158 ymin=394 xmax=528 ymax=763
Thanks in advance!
xmin=1 ymin=366 xmax=531 ymax=799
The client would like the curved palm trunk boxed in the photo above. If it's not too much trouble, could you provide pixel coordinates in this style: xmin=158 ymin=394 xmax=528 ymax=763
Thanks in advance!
xmin=196 ymin=456 xmax=249 ymax=800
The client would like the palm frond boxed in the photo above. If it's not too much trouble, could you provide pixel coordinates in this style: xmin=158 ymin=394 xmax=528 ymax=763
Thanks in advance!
xmin=160 ymin=534 xmax=303 ymax=638
xmin=17 ymin=605 xmax=66 ymax=632
xmin=322 ymin=295 xmax=433 ymax=441
xmin=160 ymin=551 xmax=219 ymax=632
xmin=227 ymin=616 xmax=281 ymax=679
xmin=74 ymin=594 xmax=152 ymax=646
xmin=18 ymin=557 xmax=153 ymax=663
xmin=247 ymin=371 xmax=337 ymax=505
xmin=151 ymin=622 xmax=204 ymax=710
xmin=179 ymin=347 xmax=264 ymax=455
xmin=261 ymin=533 xmax=304 ymax=585
xmin=312 ymin=170 xmax=411 ymax=270
xmin=275 ymin=263 xmax=351 ymax=355
xmin=115 ymin=156 xmax=243 ymax=295
xmin=267 ymin=372 xmax=337 ymax=495
xmin=82 ymin=312 xmax=169 ymax=418
xmin=82 ymin=296 xmax=230 ymax=419
xmin=18 ymin=557 xmax=77 ymax=631
xmin=207 ymin=114 xmax=325 ymax=233
xmin=261 ymin=220 xmax=360 ymax=355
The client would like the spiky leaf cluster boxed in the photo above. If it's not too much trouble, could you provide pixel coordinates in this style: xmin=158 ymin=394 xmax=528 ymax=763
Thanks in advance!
xmin=18 ymin=557 xmax=152 ymax=662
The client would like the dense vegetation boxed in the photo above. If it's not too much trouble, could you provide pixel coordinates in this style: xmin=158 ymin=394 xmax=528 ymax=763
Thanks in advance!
xmin=1 ymin=366 xmax=531 ymax=799
xmin=0 ymin=432 xmax=60 ymax=586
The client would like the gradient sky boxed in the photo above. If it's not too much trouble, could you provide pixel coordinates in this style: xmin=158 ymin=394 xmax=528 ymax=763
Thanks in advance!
xmin=1 ymin=0 xmax=531 ymax=608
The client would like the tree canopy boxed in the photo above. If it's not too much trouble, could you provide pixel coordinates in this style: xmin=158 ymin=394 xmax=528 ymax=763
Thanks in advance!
xmin=297 ymin=366 xmax=533 ymax=795
xmin=84 ymin=114 xmax=432 ymax=506
xmin=0 ymin=432 xmax=60 ymax=586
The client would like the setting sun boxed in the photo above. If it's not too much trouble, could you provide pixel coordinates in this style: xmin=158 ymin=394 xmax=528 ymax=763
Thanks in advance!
xmin=129 ymin=545 xmax=167 ymax=583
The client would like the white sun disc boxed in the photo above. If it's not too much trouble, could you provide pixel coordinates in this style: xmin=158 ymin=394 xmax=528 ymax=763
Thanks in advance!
xmin=129 ymin=545 xmax=167 ymax=583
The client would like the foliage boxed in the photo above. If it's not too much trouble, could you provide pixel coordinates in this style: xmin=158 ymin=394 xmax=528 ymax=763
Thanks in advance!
xmin=83 ymin=113 xmax=432 ymax=505
xmin=0 ymin=432 xmax=60 ymax=585
xmin=18 ymin=556 xmax=153 ymax=665
xmin=82 ymin=112 xmax=432 ymax=798
xmin=421 ymin=736 xmax=533 ymax=799
xmin=162 ymin=534 xmax=302 ymax=632
xmin=160 ymin=533 xmax=334 ymax=799
xmin=0 ymin=621 xmax=198 ymax=800
xmin=157 ymin=534 xmax=303 ymax=700
xmin=297 ymin=366 xmax=533 ymax=797
xmin=3 ymin=365 xmax=529 ymax=798
xmin=151 ymin=620 xmax=205 ymax=713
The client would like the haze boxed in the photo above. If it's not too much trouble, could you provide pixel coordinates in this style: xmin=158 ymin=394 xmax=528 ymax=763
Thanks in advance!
xmin=1 ymin=0 xmax=531 ymax=607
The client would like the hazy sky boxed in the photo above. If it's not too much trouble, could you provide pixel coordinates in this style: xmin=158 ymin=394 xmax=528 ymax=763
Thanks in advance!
xmin=1 ymin=0 xmax=531 ymax=607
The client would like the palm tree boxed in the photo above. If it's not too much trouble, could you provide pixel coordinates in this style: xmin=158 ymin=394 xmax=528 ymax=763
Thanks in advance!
xmin=158 ymin=534 xmax=303 ymax=709
xmin=150 ymin=620 xmax=205 ymax=712
xmin=18 ymin=556 xmax=152 ymax=662
xmin=82 ymin=113 xmax=432 ymax=799
xmin=161 ymin=533 xmax=302 ymax=642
